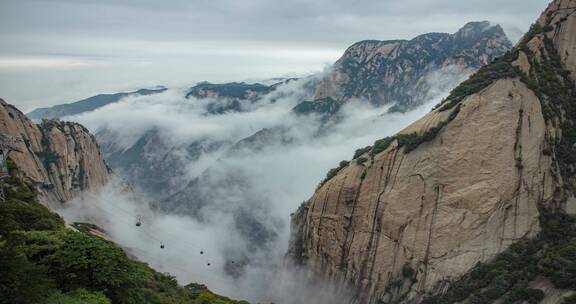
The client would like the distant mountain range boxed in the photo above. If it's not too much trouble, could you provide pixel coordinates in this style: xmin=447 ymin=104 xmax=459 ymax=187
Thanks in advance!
xmin=26 ymin=87 xmax=167 ymax=120
xmin=27 ymin=22 xmax=511 ymax=122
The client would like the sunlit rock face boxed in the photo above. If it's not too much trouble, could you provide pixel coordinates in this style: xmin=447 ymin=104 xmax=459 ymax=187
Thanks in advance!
xmin=308 ymin=21 xmax=512 ymax=114
xmin=0 ymin=99 xmax=110 ymax=206
xmin=289 ymin=1 xmax=576 ymax=303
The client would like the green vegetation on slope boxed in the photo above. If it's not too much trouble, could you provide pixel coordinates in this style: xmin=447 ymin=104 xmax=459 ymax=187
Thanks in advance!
xmin=0 ymin=171 xmax=247 ymax=304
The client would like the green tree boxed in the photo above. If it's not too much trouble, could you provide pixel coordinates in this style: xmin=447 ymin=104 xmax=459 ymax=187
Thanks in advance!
xmin=46 ymin=289 xmax=111 ymax=304
xmin=0 ymin=244 xmax=55 ymax=304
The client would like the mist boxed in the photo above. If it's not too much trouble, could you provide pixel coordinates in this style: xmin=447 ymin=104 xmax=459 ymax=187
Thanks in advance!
xmin=54 ymin=68 xmax=469 ymax=303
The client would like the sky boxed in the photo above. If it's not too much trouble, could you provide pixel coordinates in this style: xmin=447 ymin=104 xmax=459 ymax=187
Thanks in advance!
xmin=0 ymin=0 xmax=548 ymax=112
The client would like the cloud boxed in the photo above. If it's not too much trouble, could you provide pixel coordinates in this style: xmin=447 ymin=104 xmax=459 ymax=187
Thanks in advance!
xmin=0 ymin=0 xmax=547 ymax=110
xmin=52 ymin=65 xmax=462 ymax=303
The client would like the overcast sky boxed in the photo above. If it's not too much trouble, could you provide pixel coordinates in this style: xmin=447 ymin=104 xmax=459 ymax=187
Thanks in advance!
xmin=0 ymin=0 xmax=548 ymax=112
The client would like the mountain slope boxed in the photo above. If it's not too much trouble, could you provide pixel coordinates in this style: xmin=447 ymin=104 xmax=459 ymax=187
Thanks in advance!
xmin=0 ymin=99 xmax=111 ymax=206
xmin=0 ymin=171 xmax=246 ymax=304
xmin=303 ymin=21 xmax=512 ymax=114
xmin=26 ymin=88 xmax=167 ymax=120
xmin=288 ymin=1 xmax=576 ymax=303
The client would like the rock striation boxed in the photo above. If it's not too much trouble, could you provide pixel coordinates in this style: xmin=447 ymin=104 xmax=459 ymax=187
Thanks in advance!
xmin=0 ymin=99 xmax=111 ymax=206
xmin=289 ymin=1 xmax=576 ymax=303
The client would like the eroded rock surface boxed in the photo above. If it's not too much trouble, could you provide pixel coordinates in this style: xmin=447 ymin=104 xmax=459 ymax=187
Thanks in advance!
xmin=0 ymin=99 xmax=111 ymax=206
xmin=289 ymin=1 xmax=576 ymax=303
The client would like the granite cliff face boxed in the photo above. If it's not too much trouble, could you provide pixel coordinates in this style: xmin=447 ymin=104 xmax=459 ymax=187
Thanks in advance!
xmin=289 ymin=1 xmax=576 ymax=303
xmin=304 ymin=21 xmax=512 ymax=114
xmin=0 ymin=99 xmax=110 ymax=206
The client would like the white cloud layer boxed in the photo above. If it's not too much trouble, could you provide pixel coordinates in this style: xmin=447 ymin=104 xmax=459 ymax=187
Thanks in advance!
xmin=53 ymin=70 xmax=463 ymax=302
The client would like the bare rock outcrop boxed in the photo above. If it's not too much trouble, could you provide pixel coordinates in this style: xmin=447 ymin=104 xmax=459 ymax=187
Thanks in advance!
xmin=309 ymin=21 xmax=512 ymax=113
xmin=289 ymin=1 xmax=576 ymax=303
xmin=0 ymin=99 xmax=111 ymax=206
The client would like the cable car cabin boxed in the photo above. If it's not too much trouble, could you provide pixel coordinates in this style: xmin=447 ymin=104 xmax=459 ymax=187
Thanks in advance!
xmin=160 ymin=244 xmax=165 ymax=249
xmin=135 ymin=221 xmax=142 ymax=227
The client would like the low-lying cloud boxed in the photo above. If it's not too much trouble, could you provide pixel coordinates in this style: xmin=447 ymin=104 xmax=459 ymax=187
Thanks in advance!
xmin=56 ymin=70 xmax=461 ymax=303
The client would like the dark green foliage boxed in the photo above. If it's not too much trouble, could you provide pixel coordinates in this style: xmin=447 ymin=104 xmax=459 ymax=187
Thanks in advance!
xmin=0 ymin=174 xmax=246 ymax=304
xmin=46 ymin=289 xmax=111 ymax=304
xmin=436 ymin=51 xmax=519 ymax=112
xmin=48 ymin=232 xmax=143 ymax=294
xmin=503 ymin=285 xmax=545 ymax=304
xmin=0 ymin=243 xmax=55 ymax=304
xmin=6 ymin=158 xmax=17 ymax=171
xmin=186 ymin=82 xmax=272 ymax=100
xmin=541 ymin=240 xmax=576 ymax=289
xmin=292 ymin=97 xmax=342 ymax=116
xmin=353 ymin=146 xmax=372 ymax=159
xmin=317 ymin=160 xmax=350 ymax=189
xmin=0 ymin=177 xmax=64 ymax=236
xmin=370 ymin=104 xmax=461 ymax=156
xmin=371 ymin=137 xmax=395 ymax=155
xmin=356 ymin=157 xmax=368 ymax=165
xmin=526 ymin=36 xmax=576 ymax=192
xmin=402 ymin=264 xmax=415 ymax=278
xmin=185 ymin=284 xmax=249 ymax=304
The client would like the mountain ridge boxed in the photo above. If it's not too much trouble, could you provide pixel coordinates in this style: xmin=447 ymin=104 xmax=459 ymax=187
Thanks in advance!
xmin=307 ymin=21 xmax=512 ymax=114
xmin=26 ymin=87 xmax=167 ymax=120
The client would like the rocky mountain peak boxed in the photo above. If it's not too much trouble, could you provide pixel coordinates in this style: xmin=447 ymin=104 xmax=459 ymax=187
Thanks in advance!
xmin=289 ymin=1 xmax=576 ymax=303
xmin=454 ymin=21 xmax=501 ymax=39
xmin=305 ymin=21 xmax=513 ymax=114
xmin=0 ymin=99 xmax=111 ymax=206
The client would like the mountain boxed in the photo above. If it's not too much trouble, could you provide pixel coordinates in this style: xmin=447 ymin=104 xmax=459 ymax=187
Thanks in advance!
xmin=0 ymin=99 xmax=111 ymax=206
xmin=98 ymin=127 xmax=228 ymax=199
xmin=26 ymin=88 xmax=167 ymax=120
xmin=0 ymin=167 xmax=246 ymax=304
xmin=26 ymin=20 xmax=508 ymax=201
xmin=185 ymin=81 xmax=299 ymax=114
xmin=288 ymin=1 xmax=576 ymax=303
xmin=186 ymin=82 xmax=274 ymax=100
xmin=296 ymin=21 xmax=512 ymax=115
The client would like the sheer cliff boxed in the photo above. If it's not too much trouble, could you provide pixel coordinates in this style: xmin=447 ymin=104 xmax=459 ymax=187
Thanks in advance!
xmin=288 ymin=1 xmax=576 ymax=303
xmin=0 ymin=99 xmax=111 ymax=206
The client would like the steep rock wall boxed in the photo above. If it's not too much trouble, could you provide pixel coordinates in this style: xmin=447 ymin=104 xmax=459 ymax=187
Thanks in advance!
xmin=0 ymin=99 xmax=111 ymax=206
xmin=289 ymin=1 xmax=576 ymax=303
